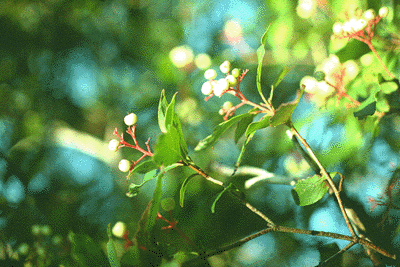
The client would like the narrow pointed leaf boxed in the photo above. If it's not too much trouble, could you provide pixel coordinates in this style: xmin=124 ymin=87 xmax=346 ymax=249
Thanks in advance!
xmin=107 ymin=224 xmax=121 ymax=267
xmin=146 ymin=171 xmax=164 ymax=231
xmin=245 ymin=115 xmax=271 ymax=137
xmin=158 ymin=90 xmax=169 ymax=133
xmin=211 ymin=183 xmax=233 ymax=213
xmin=195 ymin=113 xmax=254 ymax=151
xmin=269 ymin=66 xmax=291 ymax=103
xmin=180 ymin=173 xmax=199 ymax=207
xmin=269 ymin=88 xmax=304 ymax=127
xmin=256 ymin=24 xmax=272 ymax=105
xmin=131 ymin=159 xmax=157 ymax=174
xmin=234 ymin=114 xmax=256 ymax=143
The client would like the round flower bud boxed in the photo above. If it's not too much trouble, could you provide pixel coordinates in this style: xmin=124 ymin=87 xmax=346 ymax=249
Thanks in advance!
xmin=112 ymin=221 xmax=127 ymax=238
xmin=218 ymin=109 xmax=225 ymax=115
xmin=124 ymin=113 xmax=137 ymax=126
xmin=363 ymin=9 xmax=376 ymax=21
xmin=226 ymin=75 xmax=237 ymax=87
xmin=108 ymin=139 xmax=120 ymax=151
xmin=231 ymin=68 xmax=240 ymax=78
xmin=342 ymin=21 xmax=352 ymax=34
xmin=332 ymin=22 xmax=343 ymax=35
xmin=379 ymin=7 xmax=389 ymax=18
xmin=204 ymin=69 xmax=217 ymax=80
xmin=201 ymin=81 xmax=213 ymax=95
xmin=161 ymin=198 xmax=176 ymax=212
xmin=354 ymin=19 xmax=367 ymax=31
xmin=119 ymin=159 xmax=131 ymax=172
xmin=214 ymin=78 xmax=230 ymax=97
xmin=222 ymin=101 xmax=233 ymax=110
xmin=220 ymin=60 xmax=231 ymax=74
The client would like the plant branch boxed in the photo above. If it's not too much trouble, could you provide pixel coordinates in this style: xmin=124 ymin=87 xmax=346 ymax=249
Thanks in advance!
xmin=186 ymin=162 xmax=275 ymax=227
xmin=287 ymin=121 xmax=357 ymax=237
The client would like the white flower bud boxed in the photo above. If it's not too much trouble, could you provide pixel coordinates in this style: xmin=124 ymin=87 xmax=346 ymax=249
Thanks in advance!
xmin=119 ymin=159 xmax=131 ymax=172
xmin=112 ymin=221 xmax=127 ymax=238
xmin=214 ymin=78 xmax=230 ymax=97
xmin=124 ymin=113 xmax=137 ymax=126
xmin=300 ymin=76 xmax=318 ymax=94
xmin=201 ymin=81 xmax=213 ymax=95
xmin=363 ymin=9 xmax=376 ymax=21
xmin=226 ymin=75 xmax=237 ymax=87
xmin=332 ymin=22 xmax=343 ymax=35
xmin=108 ymin=139 xmax=120 ymax=151
xmin=379 ymin=7 xmax=388 ymax=18
xmin=342 ymin=21 xmax=352 ymax=34
xmin=204 ymin=69 xmax=217 ymax=80
xmin=353 ymin=19 xmax=367 ymax=31
xmin=220 ymin=60 xmax=231 ymax=74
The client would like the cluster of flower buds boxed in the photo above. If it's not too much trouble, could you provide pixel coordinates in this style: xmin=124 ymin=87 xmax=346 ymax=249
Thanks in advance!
xmin=332 ymin=7 xmax=388 ymax=37
xmin=201 ymin=61 xmax=240 ymax=97
xmin=218 ymin=101 xmax=233 ymax=115
xmin=300 ymin=54 xmax=360 ymax=106
xmin=108 ymin=113 xmax=144 ymax=173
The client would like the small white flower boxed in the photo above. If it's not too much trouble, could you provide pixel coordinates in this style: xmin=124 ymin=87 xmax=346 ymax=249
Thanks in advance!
xmin=204 ymin=69 xmax=217 ymax=80
xmin=108 ymin=139 xmax=120 ymax=151
xmin=214 ymin=79 xmax=230 ymax=97
xmin=379 ymin=7 xmax=388 ymax=18
xmin=226 ymin=75 xmax=237 ymax=87
xmin=119 ymin=159 xmax=131 ymax=172
xmin=220 ymin=60 xmax=231 ymax=74
xmin=112 ymin=221 xmax=127 ymax=238
xmin=124 ymin=113 xmax=137 ymax=126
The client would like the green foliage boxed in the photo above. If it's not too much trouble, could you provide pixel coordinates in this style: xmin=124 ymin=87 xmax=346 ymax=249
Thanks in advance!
xmin=179 ymin=173 xmax=198 ymax=207
xmin=71 ymin=232 xmax=109 ymax=267
xmin=269 ymin=88 xmax=304 ymax=127
xmin=256 ymin=24 xmax=272 ymax=105
xmin=211 ymin=184 xmax=233 ymax=213
xmin=107 ymin=224 xmax=121 ymax=267
xmin=291 ymin=175 xmax=329 ymax=206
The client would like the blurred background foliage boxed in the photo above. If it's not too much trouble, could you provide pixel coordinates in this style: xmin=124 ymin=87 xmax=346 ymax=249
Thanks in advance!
xmin=0 ymin=0 xmax=400 ymax=266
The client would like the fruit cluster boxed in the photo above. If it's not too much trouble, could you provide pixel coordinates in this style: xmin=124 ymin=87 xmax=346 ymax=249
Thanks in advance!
xmin=201 ymin=61 xmax=240 ymax=97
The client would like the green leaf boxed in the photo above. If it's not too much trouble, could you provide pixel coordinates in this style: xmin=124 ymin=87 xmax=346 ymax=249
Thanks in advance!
xmin=147 ymin=171 xmax=164 ymax=231
xmin=354 ymin=101 xmax=376 ymax=119
xmin=107 ymin=224 xmax=121 ymax=267
xmin=165 ymin=92 xmax=178 ymax=130
xmin=380 ymin=81 xmax=399 ymax=94
xmin=245 ymin=115 xmax=271 ymax=138
xmin=71 ymin=232 xmax=108 ymax=267
xmin=158 ymin=90 xmax=169 ymax=133
xmin=269 ymin=88 xmax=304 ymax=127
xmin=269 ymin=66 xmax=290 ymax=103
xmin=195 ymin=113 xmax=255 ymax=151
xmin=126 ymin=169 xmax=158 ymax=197
xmin=131 ymin=159 xmax=157 ymax=174
xmin=256 ymin=24 xmax=272 ymax=105
xmin=234 ymin=114 xmax=256 ymax=144
xmin=153 ymin=126 xmax=184 ymax=166
xmin=291 ymin=175 xmax=329 ymax=206
xmin=235 ymin=115 xmax=271 ymax=168
xmin=180 ymin=173 xmax=198 ymax=207
xmin=211 ymin=184 xmax=233 ymax=213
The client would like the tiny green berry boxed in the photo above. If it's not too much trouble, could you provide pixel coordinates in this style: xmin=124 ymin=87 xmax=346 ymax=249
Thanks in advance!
xmin=231 ymin=68 xmax=240 ymax=78
xmin=124 ymin=113 xmax=137 ymax=126
xmin=108 ymin=139 xmax=120 ymax=151
xmin=363 ymin=9 xmax=376 ymax=21
xmin=379 ymin=7 xmax=388 ymax=18
xmin=41 ymin=225 xmax=52 ymax=236
xmin=222 ymin=101 xmax=233 ymax=110
xmin=204 ymin=69 xmax=217 ymax=80
xmin=226 ymin=75 xmax=237 ymax=87
xmin=220 ymin=60 xmax=231 ymax=74
xmin=313 ymin=71 xmax=326 ymax=82
xmin=32 ymin=225 xmax=41 ymax=235
xmin=119 ymin=159 xmax=131 ymax=172
xmin=112 ymin=221 xmax=127 ymax=238
xmin=201 ymin=81 xmax=213 ymax=95
xmin=218 ymin=108 xmax=225 ymax=115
